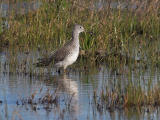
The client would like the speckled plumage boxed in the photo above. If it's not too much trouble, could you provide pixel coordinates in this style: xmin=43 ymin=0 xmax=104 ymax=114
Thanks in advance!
xmin=35 ymin=24 xmax=84 ymax=70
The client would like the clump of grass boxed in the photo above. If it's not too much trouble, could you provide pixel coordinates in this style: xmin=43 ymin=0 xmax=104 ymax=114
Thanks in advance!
xmin=16 ymin=87 xmax=76 ymax=111
xmin=16 ymin=88 xmax=60 ymax=111
xmin=93 ymin=84 xmax=160 ymax=112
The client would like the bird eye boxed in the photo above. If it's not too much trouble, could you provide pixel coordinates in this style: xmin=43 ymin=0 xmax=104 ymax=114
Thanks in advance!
xmin=80 ymin=27 xmax=81 ymax=28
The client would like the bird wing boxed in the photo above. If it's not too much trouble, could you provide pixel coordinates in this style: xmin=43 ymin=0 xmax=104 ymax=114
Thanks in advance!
xmin=35 ymin=40 xmax=73 ymax=67
xmin=50 ymin=42 xmax=72 ymax=63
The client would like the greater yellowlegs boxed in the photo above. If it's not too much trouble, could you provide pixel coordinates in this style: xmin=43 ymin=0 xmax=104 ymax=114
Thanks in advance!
xmin=35 ymin=24 xmax=84 ymax=72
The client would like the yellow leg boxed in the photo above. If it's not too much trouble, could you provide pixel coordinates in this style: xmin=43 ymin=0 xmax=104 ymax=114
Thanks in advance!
xmin=64 ymin=69 xmax=66 ymax=74
xmin=63 ymin=66 xmax=67 ymax=74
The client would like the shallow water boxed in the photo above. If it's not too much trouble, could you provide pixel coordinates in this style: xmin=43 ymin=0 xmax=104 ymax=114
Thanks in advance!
xmin=0 ymin=50 xmax=160 ymax=120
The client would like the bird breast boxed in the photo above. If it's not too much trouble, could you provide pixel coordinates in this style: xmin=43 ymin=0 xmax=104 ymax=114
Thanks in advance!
xmin=65 ymin=47 xmax=79 ymax=65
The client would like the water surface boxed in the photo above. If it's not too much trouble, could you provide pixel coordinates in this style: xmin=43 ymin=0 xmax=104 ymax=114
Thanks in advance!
xmin=0 ymin=50 xmax=160 ymax=120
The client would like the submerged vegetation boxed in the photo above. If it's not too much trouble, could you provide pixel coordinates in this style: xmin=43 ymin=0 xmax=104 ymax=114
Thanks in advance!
xmin=93 ymin=84 xmax=160 ymax=112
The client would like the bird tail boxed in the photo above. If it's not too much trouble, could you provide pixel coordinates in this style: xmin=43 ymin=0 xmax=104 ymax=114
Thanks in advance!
xmin=34 ymin=58 xmax=51 ymax=67
xmin=34 ymin=55 xmax=54 ymax=67
xmin=34 ymin=51 xmax=55 ymax=67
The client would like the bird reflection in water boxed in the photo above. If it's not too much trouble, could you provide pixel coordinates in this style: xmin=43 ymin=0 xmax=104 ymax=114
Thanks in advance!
xmin=47 ymin=74 xmax=79 ymax=119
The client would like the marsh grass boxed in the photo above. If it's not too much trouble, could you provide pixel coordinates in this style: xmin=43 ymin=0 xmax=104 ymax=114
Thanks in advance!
xmin=92 ymin=66 xmax=160 ymax=111
xmin=0 ymin=0 xmax=159 ymax=67
xmin=0 ymin=0 xmax=159 ymax=75
xmin=93 ymin=83 xmax=160 ymax=112
xmin=0 ymin=0 xmax=159 ymax=80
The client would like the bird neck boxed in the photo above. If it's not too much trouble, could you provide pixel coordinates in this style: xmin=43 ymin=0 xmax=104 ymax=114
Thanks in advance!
xmin=72 ymin=31 xmax=79 ymax=44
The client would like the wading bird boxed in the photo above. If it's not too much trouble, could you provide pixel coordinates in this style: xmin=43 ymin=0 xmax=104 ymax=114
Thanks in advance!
xmin=35 ymin=24 xmax=84 ymax=73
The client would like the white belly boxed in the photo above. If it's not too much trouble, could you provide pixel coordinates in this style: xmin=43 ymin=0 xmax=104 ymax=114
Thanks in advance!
xmin=65 ymin=49 xmax=79 ymax=66
xmin=55 ymin=49 xmax=79 ymax=69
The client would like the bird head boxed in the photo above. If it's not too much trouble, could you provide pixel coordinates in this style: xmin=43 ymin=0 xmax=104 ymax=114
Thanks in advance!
xmin=74 ymin=24 xmax=84 ymax=34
